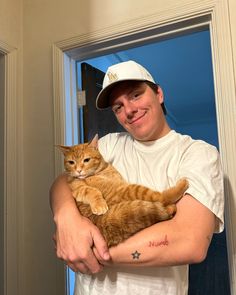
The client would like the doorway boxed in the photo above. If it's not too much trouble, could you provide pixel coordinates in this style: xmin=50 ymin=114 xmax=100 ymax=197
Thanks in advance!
xmin=65 ymin=29 xmax=230 ymax=294
xmin=53 ymin=4 xmax=236 ymax=294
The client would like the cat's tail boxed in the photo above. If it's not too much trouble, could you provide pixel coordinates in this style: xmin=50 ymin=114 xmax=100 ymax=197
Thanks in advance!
xmin=93 ymin=200 xmax=175 ymax=247
xmin=161 ymin=178 xmax=189 ymax=205
xmin=116 ymin=178 xmax=189 ymax=206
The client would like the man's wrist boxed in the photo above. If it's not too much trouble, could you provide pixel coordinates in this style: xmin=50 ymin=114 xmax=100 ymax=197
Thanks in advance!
xmin=53 ymin=200 xmax=81 ymax=224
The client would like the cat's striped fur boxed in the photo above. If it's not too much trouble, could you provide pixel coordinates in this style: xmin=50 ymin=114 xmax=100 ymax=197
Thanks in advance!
xmin=58 ymin=135 xmax=188 ymax=247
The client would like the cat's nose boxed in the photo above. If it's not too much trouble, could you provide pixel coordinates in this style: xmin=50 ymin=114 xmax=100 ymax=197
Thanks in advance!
xmin=77 ymin=168 xmax=85 ymax=176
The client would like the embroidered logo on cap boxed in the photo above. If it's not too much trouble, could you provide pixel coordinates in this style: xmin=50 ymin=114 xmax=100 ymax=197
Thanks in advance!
xmin=107 ymin=71 xmax=118 ymax=83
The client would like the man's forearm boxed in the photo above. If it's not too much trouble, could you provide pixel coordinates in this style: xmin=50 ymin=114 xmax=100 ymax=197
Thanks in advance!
xmin=49 ymin=174 xmax=110 ymax=274
xmin=49 ymin=174 xmax=79 ymax=218
xmin=108 ymin=219 xmax=191 ymax=267
xmin=106 ymin=195 xmax=215 ymax=268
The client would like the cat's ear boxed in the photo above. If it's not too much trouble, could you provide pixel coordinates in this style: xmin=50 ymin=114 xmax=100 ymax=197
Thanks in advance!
xmin=88 ymin=134 xmax=99 ymax=149
xmin=56 ymin=145 xmax=71 ymax=155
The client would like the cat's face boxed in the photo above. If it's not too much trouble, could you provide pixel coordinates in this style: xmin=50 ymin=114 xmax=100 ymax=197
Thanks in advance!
xmin=62 ymin=145 xmax=102 ymax=179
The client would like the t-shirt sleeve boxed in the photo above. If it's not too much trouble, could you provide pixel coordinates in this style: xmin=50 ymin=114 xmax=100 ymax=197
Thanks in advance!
xmin=178 ymin=142 xmax=224 ymax=233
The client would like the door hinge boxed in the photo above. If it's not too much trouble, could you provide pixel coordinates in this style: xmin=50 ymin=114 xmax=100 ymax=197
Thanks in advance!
xmin=77 ymin=90 xmax=86 ymax=106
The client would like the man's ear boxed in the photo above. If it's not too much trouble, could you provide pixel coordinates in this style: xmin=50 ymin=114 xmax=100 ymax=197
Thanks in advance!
xmin=157 ymin=86 xmax=164 ymax=104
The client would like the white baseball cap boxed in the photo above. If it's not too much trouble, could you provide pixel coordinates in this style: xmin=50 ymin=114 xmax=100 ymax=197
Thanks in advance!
xmin=96 ymin=60 xmax=157 ymax=109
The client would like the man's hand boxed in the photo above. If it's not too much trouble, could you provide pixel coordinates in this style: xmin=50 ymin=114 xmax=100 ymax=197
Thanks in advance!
xmin=53 ymin=205 xmax=110 ymax=274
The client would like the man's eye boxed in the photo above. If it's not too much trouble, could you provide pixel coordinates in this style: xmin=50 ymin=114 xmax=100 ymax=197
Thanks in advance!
xmin=84 ymin=158 xmax=90 ymax=163
xmin=112 ymin=105 xmax=122 ymax=114
xmin=132 ymin=92 xmax=141 ymax=99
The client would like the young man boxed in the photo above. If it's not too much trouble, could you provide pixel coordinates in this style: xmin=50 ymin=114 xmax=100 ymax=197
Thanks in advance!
xmin=50 ymin=61 xmax=224 ymax=294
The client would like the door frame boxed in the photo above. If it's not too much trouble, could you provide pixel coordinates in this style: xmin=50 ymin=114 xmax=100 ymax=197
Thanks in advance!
xmin=52 ymin=1 xmax=236 ymax=293
xmin=0 ymin=40 xmax=23 ymax=295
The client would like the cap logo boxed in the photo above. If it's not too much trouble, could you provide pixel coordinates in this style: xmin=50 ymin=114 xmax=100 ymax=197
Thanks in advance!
xmin=107 ymin=71 xmax=118 ymax=83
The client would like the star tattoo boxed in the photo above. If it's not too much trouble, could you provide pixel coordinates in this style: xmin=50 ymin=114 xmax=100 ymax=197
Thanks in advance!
xmin=131 ymin=250 xmax=141 ymax=259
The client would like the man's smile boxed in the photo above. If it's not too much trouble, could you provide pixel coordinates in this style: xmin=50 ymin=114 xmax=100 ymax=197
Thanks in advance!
xmin=127 ymin=110 xmax=147 ymax=125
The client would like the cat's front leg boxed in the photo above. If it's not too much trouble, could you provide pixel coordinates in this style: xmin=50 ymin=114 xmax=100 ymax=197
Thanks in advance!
xmin=72 ymin=184 xmax=108 ymax=215
xmin=89 ymin=190 xmax=109 ymax=215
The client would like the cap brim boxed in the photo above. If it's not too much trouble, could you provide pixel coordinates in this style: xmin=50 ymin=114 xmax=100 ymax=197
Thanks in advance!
xmin=96 ymin=81 xmax=123 ymax=110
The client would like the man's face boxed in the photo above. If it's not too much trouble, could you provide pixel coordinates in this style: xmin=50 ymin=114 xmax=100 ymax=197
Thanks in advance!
xmin=109 ymin=81 xmax=169 ymax=141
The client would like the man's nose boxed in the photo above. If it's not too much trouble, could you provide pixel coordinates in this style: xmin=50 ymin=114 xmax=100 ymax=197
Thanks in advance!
xmin=124 ymin=100 xmax=137 ymax=116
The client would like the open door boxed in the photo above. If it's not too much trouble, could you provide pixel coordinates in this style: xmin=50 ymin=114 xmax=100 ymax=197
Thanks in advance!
xmin=81 ymin=62 xmax=124 ymax=142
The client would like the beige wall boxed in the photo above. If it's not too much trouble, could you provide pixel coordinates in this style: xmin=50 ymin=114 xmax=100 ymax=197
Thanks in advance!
xmin=0 ymin=0 xmax=22 ymax=47
xmin=0 ymin=0 xmax=235 ymax=294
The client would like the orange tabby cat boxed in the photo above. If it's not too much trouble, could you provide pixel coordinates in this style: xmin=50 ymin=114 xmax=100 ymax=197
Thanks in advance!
xmin=58 ymin=135 xmax=189 ymax=247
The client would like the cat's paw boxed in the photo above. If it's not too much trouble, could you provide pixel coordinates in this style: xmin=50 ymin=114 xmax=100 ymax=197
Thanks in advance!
xmin=166 ymin=204 xmax=177 ymax=217
xmin=91 ymin=201 xmax=109 ymax=215
xmin=177 ymin=178 xmax=189 ymax=192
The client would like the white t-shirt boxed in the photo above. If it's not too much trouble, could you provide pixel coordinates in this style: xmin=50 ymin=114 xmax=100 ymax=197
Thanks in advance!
xmin=74 ymin=130 xmax=224 ymax=295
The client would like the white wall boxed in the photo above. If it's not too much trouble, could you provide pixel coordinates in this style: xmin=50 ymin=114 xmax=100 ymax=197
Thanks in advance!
xmin=0 ymin=0 xmax=235 ymax=294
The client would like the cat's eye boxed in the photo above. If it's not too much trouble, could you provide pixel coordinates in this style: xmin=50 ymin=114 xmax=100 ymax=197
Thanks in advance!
xmin=68 ymin=160 xmax=75 ymax=165
xmin=83 ymin=158 xmax=90 ymax=163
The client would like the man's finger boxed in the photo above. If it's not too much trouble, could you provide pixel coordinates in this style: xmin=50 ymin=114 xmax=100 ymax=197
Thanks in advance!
xmin=67 ymin=262 xmax=90 ymax=274
xmin=92 ymin=230 xmax=110 ymax=261
xmin=83 ymin=248 xmax=104 ymax=273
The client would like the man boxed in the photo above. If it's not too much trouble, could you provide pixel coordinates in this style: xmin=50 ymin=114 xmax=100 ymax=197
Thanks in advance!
xmin=50 ymin=60 xmax=224 ymax=294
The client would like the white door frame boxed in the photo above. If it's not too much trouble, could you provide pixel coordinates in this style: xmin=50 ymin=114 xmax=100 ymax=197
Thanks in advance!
xmin=52 ymin=1 xmax=236 ymax=293
xmin=0 ymin=40 xmax=23 ymax=295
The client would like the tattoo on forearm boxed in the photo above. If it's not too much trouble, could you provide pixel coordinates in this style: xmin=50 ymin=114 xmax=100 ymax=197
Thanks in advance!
xmin=131 ymin=235 xmax=169 ymax=259
xmin=148 ymin=235 xmax=169 ymax=247
xmin=131 ymin=250 xmax=141 ymax=259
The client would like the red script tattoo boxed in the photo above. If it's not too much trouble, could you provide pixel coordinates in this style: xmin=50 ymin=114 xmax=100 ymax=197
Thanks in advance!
xmin=148 ymin=235 xmax=169 ymax=247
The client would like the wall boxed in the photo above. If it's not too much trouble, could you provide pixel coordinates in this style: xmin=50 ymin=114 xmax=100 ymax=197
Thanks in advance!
xmin=0 ymin=0 xmax=22 ymax=47
xmin=0 ymin=0 xmax=234 ymax=295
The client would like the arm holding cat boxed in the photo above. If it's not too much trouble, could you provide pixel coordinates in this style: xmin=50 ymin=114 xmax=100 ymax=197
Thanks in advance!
xmin=51 ymin=175 xmax=215 ymax=270
xmin=50 ymin=174 xmax=110 ymax=273
xmin=96 ymin=193 xmax=215 ymax=267
xmin=50 ymin=173 xmax=214 ymax=271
